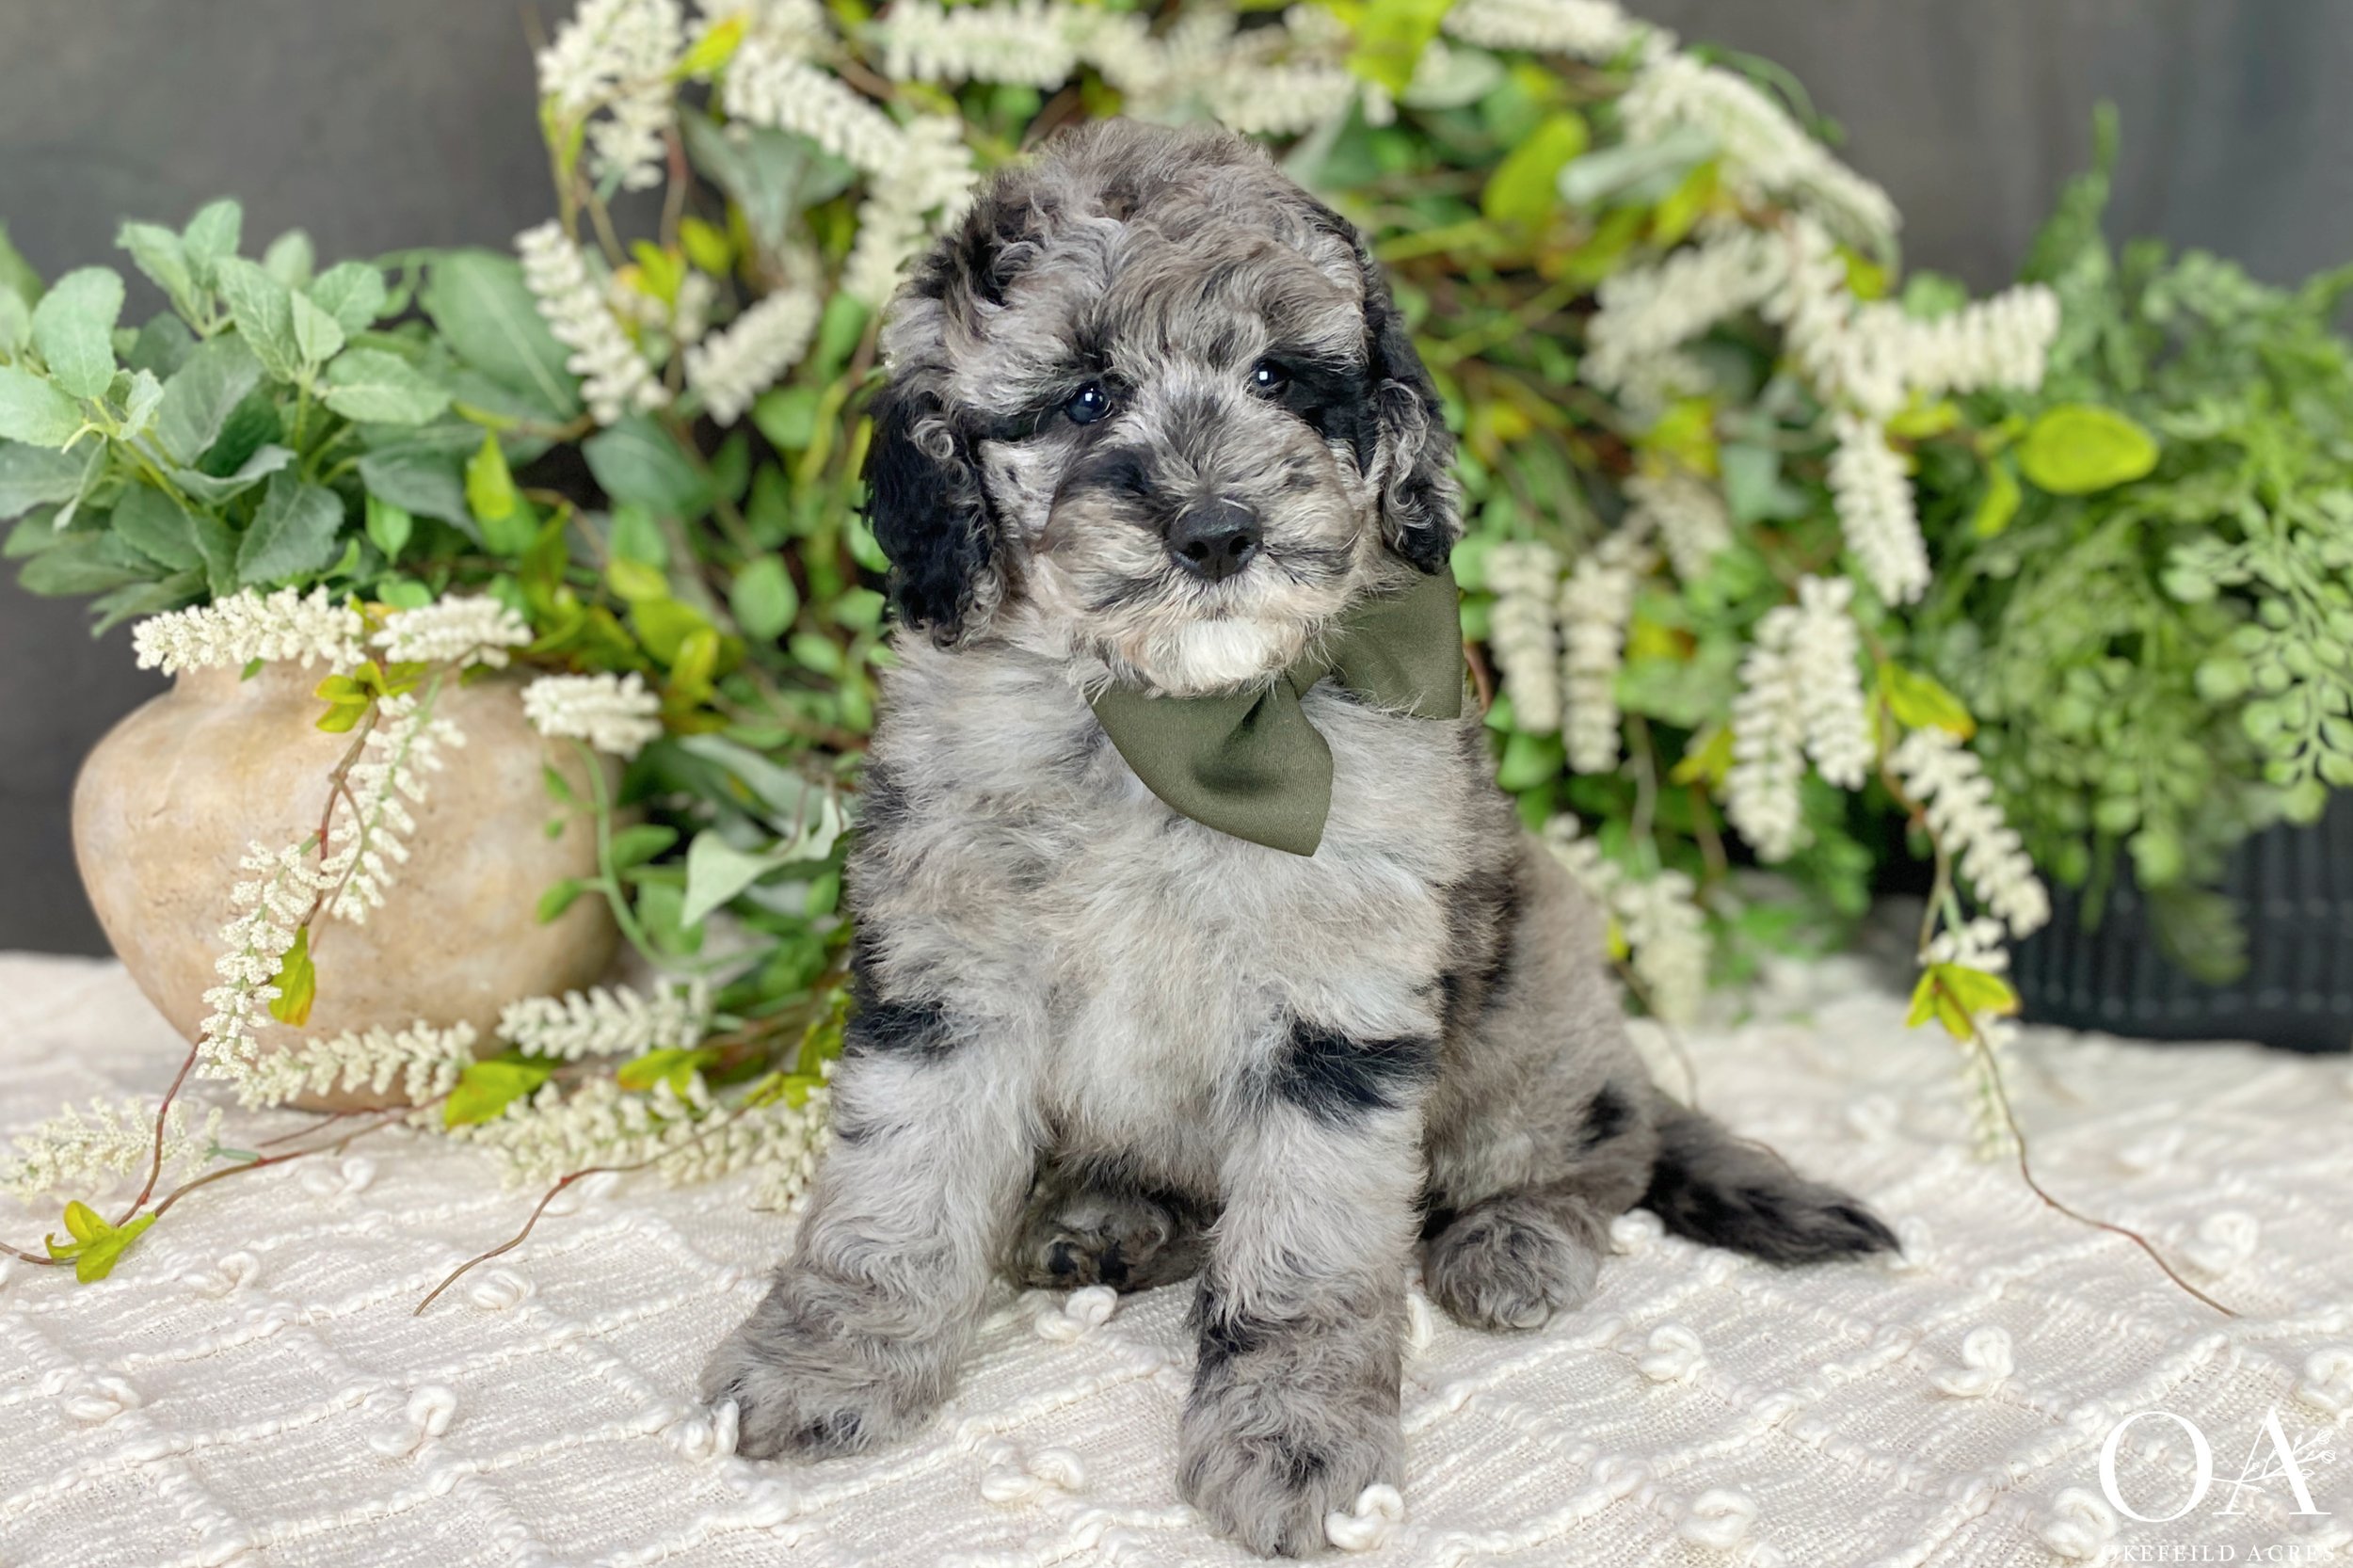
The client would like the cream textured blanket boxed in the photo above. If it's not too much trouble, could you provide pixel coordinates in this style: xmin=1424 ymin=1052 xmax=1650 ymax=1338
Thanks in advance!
xmin=1 ymin=952 xmax=2347 ymax=1567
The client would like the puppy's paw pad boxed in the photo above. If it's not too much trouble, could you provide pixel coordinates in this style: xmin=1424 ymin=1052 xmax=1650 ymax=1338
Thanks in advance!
xmin=1424 ymin=1208 xmax=1602 ymax=1332
xmin=1014 ymin=1191 xmax=1200 ymax=1292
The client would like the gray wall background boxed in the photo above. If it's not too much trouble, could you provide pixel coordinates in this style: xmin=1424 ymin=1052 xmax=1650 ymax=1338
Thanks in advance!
xmin=4 ymin=1 xmax=2351 ymax=953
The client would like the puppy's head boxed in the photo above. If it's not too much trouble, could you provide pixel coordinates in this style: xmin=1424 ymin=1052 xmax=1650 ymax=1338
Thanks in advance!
xmin=864 ymin=120 xmax=1459 ymax=696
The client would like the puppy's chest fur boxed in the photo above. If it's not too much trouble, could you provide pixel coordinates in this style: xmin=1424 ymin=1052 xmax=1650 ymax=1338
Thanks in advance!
xmin=853 ymin=638 xmax=1501 ymax=1176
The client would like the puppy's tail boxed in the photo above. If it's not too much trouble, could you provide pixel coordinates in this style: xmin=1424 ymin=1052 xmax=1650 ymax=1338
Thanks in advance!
xmin=1641 ymin=1097 xmax=1898 ymax=1264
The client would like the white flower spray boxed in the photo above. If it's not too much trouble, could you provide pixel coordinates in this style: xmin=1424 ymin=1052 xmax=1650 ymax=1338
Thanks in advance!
xmin=1892 ymin=728 xmax=2052 ymax=938
xmin=196 ymin=843 xmax=324 ymax=1084
xmin=1784 ymin=575 xmax=1875 ymax=790
xmin=3 ymin=1097 xmax=223 ymax=1202
xmin=373 ymin=597 xmax=533 ymax=669
xmin=132 ymin=587 xmax=364 ymax=677
xmin=537 ymin=0 xmax=685 ymax=193
xmin=320 ymin=690 xmax=461 ymax=924
xmin=1541 ymin=818 xmax=1709 ymax=1024
xmin=499 ymin=979 xmax=712 ymax=1062
xmin=1724 ymin=609 xmax=1807 ymax=862
xmin=522 ymin=672 xmax=665 ymax=759
xmin=237 ymin=1021 xmax=481 ymax=1112
xmin=685 ymin=289 xmax=821 ymax=424
xmin=516 ymin=221 xmax=668 ymax=426
xmin=1560 ymin=535 xmax=1652 ymax=775
xmin=1484 ymin=542 xmax=1563 ymax=734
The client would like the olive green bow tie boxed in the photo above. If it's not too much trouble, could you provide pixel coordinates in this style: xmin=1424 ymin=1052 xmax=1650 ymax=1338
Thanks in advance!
xmin=1088 ymin=566 xmax=1465 ymax=857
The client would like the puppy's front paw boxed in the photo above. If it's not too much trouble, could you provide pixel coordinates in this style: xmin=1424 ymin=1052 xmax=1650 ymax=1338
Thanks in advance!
xmin=699 ymin=1276 xmax=953 ymax=1461
xmin=1177 ymin=1359 xmax=1401 ymax=1558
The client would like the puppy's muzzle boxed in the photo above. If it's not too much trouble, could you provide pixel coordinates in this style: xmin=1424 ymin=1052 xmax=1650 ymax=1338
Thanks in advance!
xmin=1167 ymin=498 xmax=1262 ymax=584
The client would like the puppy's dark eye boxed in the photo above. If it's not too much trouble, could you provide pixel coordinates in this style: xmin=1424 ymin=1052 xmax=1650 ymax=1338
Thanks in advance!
xmin=1249 ymin=360 xmax=1290 ymax=395
xmin=1064 ymin=382 xmax=1112 ymax=425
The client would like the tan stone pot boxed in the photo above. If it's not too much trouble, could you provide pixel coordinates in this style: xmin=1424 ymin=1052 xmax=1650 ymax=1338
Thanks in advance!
xmin=72 ymin=663 xmax=619 ymax=1107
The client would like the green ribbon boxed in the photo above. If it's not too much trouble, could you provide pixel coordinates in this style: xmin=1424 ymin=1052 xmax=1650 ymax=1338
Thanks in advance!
xmin=1089 ymin=566 xmax=1465 ymax=856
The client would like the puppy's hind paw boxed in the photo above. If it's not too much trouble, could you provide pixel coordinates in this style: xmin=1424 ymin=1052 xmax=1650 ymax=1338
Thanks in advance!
xmin=1423 ymin=1195 xmax=1606 ymax=1332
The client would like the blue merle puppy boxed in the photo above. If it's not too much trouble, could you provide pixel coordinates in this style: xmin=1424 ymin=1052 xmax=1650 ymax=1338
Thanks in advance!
xmin=701 ymin=119 xmax=1895 ymax=1558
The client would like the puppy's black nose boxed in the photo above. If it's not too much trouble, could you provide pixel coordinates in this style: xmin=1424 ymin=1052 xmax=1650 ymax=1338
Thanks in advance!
xmin=1167 ymin=499 xmax=1261 ymax=583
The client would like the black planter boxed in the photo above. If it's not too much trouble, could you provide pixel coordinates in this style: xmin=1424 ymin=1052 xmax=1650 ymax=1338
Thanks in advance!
xmin=2012 ymin=797 xmax=2353 ymax=1053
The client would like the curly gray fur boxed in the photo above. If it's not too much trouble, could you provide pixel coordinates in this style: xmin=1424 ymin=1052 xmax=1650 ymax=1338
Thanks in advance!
xmin=702 ymin=119 xmax=1896 ymax=1558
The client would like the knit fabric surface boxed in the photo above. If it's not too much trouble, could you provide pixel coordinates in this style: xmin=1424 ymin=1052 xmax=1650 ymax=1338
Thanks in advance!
xmin=1 ymin=952 xmax=2347 ymax=1568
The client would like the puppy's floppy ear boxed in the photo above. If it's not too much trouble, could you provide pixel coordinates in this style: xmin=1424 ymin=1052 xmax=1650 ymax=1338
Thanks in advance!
xmin=862 ymin=362 xmax=1000 ymax=645
xmin=1357 ymin=249 xmax=1462 ymax=573
xmin=1306 ymin=206 xmax=1462 ymax=573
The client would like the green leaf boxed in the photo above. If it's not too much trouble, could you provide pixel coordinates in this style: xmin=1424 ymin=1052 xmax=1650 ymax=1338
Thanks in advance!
xmin=364 ymin=492 xmax=414 ymax=561
xmin=18 ymin=534 xmax=160 ymax=597
xmin=1970 ymin=457 xmax=2022 ymax=537
xmin=236 ymin=472 xmax=344 ymax=584
xmin=0 ymin=440 xmax=87 ymax=520
xmin=0 ymin=285 xmax=29 ymax=358
xmin=1481 ymin=113 xmax=1590 ymax=229
xmin=169 ymin=442 xmax=293 ymax=508
xmin=419 ymin=249 xmax=582 ymax=419
xmin=616 ymin=1047 xmax=722 ymax=1096
xmin=118 ymin=221 xmax=200 ymax=320
xmin=30 ymin=267 xmax=125 ymax=399
xmin=120 ymin=369 xmax=166 ymax=443
xmin=214 ymin=256 xmax=302 ymax=382
xmin=680 ymin=118 xmax=856 ymax=260
xmin=88 ymin=569 xmax=201 ymax=632
xmin=729 ymin=554 xmax=799 ymax=640
xmin=1935 ymin=962 xmax=2019 ymax=1018
xmin=1878 ymin=664 xmax=1976 ymax=739
xmin=266 ymin=925 xmax=317 ymax=1026
xmin=357 ymin=447 xmax=472 ymax=530
xmin=443 ymin=1058 xmax=554 ymax=1126
xmin=536 ymin=878 xmax=584 ymax=923
xmin=111 ymin=486 xmax=205 ymax=570
xmin=609 ymin=823 xmax=680 ymax=871
xmin=308 ymin=262 xmax=391 ymax=336
xmin=1495 ymin=729 xmax=1566 ymax=792
xmin=154 ymin=336 xmax=264 ymax=464
xmin=289 ymin=290 xmax=345 ymax=368
xmin=1348 ymin=0 xmax=1454 ymax=94
xmin=583 ymin=416 xmax=712 ymax=520
xmin=608 ymin=502 xmax=667 ymax=566
xmin=0 ymin=366 xmax=84 ymax=447
xmin=2017 ymin=404 xmax=2159 ymax=495
xmin=180 ymin=200 xmax=243 ymax=290
xmin=44 ymin=1201 xmax=158 ymax=1285
xmin=263 ymin=229 xmax=314 ymax=290
xmin=464 ymin=429 xmax=521 ymax=541
xmin=321 ymin=347 xmax=449 ymax=425
xmin=0 ymin=221 xmax=42 ymax=305
xmin=680 ymin=830 xmax=781 ymax=927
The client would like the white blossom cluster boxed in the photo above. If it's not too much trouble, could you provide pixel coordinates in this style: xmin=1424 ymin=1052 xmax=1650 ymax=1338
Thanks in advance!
xmin=321 ymin=692 xmax=461 ymax=924
xmin=1560 ymin=536 xmax=1652 ymax=775
xmin=1724 ymin=576 xmax=1876 ymax=856
xmin=373 ymin=597 xmax=534 ymax=670
xmin=1540 ymin=817 xmax=1708 ymax=1024
xmin=1827 ymin=412 xmax=1930 ymax=605
xmin=1624 ymin=469 xmax=1731 ymax=584
xmin=499 ymin=979 xmax=712 ymax=1061
xmin=1782 ymin=575 xmax=1874 ymax=789
xmin=1438 ymin=0 xmax=1656 ymax=61
xmin=2 ymin=1096 xmax=222 ymax=1202
xmin=1891 ymin=728 xmax=2052 ymax=938
xmin=840 ymin=116 xmax=978 ymax=308
xmin=454 ymin=1068 xmax=829 ymax=1200
xmin=685 ymin=288 xmax=820 ymax=424
xmin=721 ymin=35 xmax=905 ymax=171
xmin=516 ymin=221 xmax=668 ymax=426
xmin=1581 ymin=226 xmax=1783 ymax=404
xmin=1619 ymin=51 xmax=1897 ymax=250
xmin=1898 ymin=285 xmax=2061 ymax=402
xmin=236 ymin=1020 xmax=481 ymax=1111
xmin=132 ymin=587 xmax=365 ymax=678
xmin=1724 ymin=606 xmax=1808 ymax=862
xmin=536 ymin=0 xmax=685 ymax=193
xmin=865 ymin=0 xmax=1362 ymax=140
xmin=522 ymin=671 xmax=665 ymax=758
xmin=196 ymin=842 xmax=324 ymax=1084
xmin=1484 ymin=542 xmax=1564 ymax=733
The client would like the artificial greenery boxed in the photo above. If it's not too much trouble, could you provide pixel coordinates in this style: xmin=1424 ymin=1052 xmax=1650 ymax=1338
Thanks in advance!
xmin=1908 ymin=111 xmax=2353 ymax=979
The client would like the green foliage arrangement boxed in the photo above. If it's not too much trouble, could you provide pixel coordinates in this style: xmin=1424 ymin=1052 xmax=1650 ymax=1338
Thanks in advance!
xmin=0 ymin=0 xmax=2288 ymax=1290
xmin=1908 ymin=112 xmax=2353 ymax=980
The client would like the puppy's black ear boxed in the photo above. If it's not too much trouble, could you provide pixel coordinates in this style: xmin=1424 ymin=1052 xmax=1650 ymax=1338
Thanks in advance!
xmin=862 ymin=372 xmax=1000 ymax=644
xmin=1356 ymin=253 xmax=1462 ymax=573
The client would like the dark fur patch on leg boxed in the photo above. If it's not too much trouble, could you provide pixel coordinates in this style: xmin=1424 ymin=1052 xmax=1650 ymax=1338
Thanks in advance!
xmin=1268 ymin=1023 xmax=1436 ymax=1125
xmin=1642 ymin=1102 xmax=1898 ymax=1264
xmin=1577 ymin=1083 xmax=1634 ymax=1151
xmin=841 ymin=998 xmax=955 ymax=1059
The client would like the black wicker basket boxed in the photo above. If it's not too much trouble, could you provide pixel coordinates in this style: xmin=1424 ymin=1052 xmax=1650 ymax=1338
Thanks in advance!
xmin=2012 ymin=795 xmax=2353 ymax=1053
